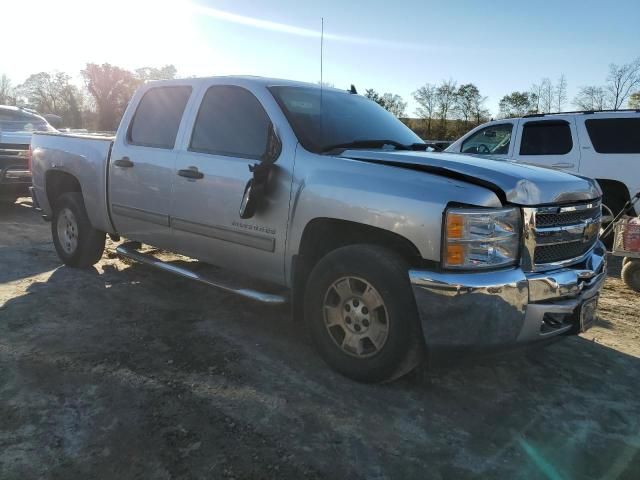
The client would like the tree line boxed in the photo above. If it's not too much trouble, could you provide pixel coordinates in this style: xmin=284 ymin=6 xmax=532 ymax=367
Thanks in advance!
xmin=498 ymin=58 xmax=640 ymax=118
xmin=1 ymin=57 xmax=638 ymax=139
xmin=0 ymin=64 xmax=177 ymax=131
xmin=364 ymin=81 xmax=490 ymax=140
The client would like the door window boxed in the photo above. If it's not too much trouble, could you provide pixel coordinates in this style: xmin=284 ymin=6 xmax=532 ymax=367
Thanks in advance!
xmin=127 ymin=86 xmax=192 ymax=149
xmin=519 ymin=120 xmax=573 ymax=155
xmin=461 ymin=124 xmax=513 ymax=155
xmin=190 ymin=85 xmax=271 ymax=159
xmin=585 ymin=118 xmax=640 ymax=153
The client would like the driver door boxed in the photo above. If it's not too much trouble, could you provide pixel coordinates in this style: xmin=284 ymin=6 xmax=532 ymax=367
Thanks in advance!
xmin=170 ymin=83 xmax=293 ymax=285
xmin=458 ymin=121 xmax=517 ymax=158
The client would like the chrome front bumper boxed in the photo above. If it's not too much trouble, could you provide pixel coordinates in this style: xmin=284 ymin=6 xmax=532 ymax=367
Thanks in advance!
xmin=409 ymin=242 xmax=607 ymax=349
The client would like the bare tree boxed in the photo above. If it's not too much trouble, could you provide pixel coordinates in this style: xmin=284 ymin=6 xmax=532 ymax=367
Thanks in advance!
xmin=530 ymin=83 xmax=543 ymax=113
xmin=573 ymin=86 xmax=607 ymax=110
xmin=539 ymin=78 xmax=554 ymax=113
xmin=365 ymin=89 xmax=407 ymax=117
xmin=435 ymin=79 xmax=457 ymax=135
xmin=454 ymin=83 xmax=481 ymax=126
xmin=606 ymin=58 xmax=640 ymax=109
xmin=380 ymin=93 xmax=407 ymax=118
xmin=0 ymin=74 xmax=16 ymax=105
xmin=82 ymin=63 xmax=140 ymax=131
xmin=555 ymin=74 xmax=568 ymax=112
xmin=472 ymin=94 xmax=490 ymax=125
xmin=630 ymin=91 xmax=640 ymax=109
xmin=413 ymin=83 xmax=437 ymax=138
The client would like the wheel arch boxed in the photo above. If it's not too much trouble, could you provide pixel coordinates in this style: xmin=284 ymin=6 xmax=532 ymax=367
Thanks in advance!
xmin=290 ymin=217 xmax=427 ymax=322
xmin=597 ymin=179 xmax=634 ymax=214
xmin=45 ymin=170 xmax=83 ymax=208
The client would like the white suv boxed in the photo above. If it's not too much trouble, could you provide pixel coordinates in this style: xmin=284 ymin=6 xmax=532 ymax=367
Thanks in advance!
xmin=446 ymin=110 xmax=640 ymax=224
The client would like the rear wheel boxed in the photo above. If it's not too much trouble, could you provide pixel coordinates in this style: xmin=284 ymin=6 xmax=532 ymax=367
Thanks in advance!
xmin=52 ymin=192 xmax=105 ymax=267
xmin=621 ymin=259 xmax=640 ymax=292
xmin=304 ymin=244 xmax=424 ymax=383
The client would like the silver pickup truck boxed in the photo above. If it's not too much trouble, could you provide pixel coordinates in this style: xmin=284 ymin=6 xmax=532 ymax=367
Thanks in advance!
xmin=30 ymin=77 xmax=606 ymax=382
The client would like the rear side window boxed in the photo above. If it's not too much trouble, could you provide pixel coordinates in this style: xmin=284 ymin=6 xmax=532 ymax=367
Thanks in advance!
xmin=190 ymin=85 xmax=271 ymax=159
xmin=520 ymin=121 xmax=573 ymax=155
xmin=585 ymin=118 xmax=640 ymax=153
xmin=128 ymin=86 xmax=191 ymax=149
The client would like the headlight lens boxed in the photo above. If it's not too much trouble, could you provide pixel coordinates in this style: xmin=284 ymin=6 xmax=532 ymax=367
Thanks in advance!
xmin=443 ymin=207 xmax=521 ymax=269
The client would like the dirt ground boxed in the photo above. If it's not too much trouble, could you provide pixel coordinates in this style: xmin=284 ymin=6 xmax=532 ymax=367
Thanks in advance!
xmin=1 ymin=197 xmax=639 ymax=480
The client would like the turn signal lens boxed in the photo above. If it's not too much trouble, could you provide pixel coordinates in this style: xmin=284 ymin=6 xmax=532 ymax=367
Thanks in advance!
xmin=446 ymin=213 xmax=465 ymax=239
xmin=446 ymin=244 xmax=465 ymax=265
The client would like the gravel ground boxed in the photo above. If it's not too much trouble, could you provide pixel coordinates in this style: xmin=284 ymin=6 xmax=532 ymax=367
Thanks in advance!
xmin=1 ymin=198 xmax=639 ymax=479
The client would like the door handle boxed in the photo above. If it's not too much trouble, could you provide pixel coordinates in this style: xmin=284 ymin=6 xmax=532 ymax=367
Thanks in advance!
xmin=178 ymin=167 xmax=204 ymax=180
xmin=552 ymin=162 xmax=574 ymax=168
xmin=114 ymin=157 xmax=134 ymax=168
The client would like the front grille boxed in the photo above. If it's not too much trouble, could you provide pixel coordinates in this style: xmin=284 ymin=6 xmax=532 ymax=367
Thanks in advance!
xmin=535 ymin=205 xmax=601 ymax=227
xmin=534 ymin=240 xmax=595 ymax=264
xmin=525 ymin=200 xmax=601 ymax=270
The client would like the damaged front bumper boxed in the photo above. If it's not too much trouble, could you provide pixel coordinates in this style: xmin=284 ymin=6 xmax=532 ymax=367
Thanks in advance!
xmin=409 ymin=242 xmax=607 ymax=349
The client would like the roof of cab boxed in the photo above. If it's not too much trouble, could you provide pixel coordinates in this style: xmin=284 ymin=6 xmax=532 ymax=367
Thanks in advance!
xmin=144 ymin=75 xmax=348 ymax=93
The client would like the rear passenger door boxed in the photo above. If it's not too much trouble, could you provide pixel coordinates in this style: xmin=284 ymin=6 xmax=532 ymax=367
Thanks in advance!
xmin=512 ymin=118 xmax=580 ymax=173
xmin=170 ymin=84 xmax=293 ymax=285
xmin=577 ymin=116 xmax=640 ymax=197
xmin=109 ymin=85 xmax=192 ymax=248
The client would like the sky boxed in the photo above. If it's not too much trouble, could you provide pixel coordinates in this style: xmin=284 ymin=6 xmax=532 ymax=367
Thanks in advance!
xmin=2 ymin=0 xmax=639 ymax=115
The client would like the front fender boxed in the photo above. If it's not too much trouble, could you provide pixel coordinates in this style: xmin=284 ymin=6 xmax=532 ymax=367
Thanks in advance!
xmin=285 ymin=151 xmax=502 ymax=280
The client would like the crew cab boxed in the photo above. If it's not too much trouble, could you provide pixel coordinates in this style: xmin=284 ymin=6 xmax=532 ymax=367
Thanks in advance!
xmin=31 ymin=77 xmax=606 ymax=382
xmin=0 ymin=105 xmax=56 ymax=203
xmin=446 ymin=110 xmax=640 ymax=226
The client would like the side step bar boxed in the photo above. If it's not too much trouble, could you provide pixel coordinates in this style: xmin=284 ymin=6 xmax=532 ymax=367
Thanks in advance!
xmin=116 ymin=243 xmax=288 ymax=305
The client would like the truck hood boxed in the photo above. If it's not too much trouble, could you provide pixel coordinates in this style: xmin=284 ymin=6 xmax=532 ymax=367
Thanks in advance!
xmin=340 ymin=150 xmax=601 ymax=206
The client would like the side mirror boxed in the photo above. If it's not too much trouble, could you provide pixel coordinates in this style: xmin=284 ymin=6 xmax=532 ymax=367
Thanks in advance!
xmin=238 ymin=124 xmax=282 ymax=219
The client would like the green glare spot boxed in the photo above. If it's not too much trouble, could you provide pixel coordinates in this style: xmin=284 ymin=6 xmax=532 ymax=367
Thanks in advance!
xmin=518 ymin=437 xmax=564 ymax=480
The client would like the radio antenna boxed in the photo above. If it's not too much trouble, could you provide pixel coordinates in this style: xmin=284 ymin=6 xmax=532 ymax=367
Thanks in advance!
xmin=320 ymin=17 xmax=324 ymax=147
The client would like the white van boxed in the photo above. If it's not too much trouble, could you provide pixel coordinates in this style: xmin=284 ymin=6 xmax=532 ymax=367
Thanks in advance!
xmin=446 ymin=110 xmax=640 ymax=222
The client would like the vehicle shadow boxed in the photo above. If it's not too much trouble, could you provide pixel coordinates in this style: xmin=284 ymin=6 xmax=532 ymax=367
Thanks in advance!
xmin=2 ymin=254 xmax=639 ymax=479
xmin=0 ymin=198 xmax=61 ymax=284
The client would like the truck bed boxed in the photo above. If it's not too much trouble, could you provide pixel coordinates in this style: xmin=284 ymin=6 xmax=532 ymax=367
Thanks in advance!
xmin=31 ymin=131 xmax=115 ymax=233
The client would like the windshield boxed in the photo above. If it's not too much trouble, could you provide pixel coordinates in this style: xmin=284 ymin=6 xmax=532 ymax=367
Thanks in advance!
xmin=0 ymin=109 xmax=55 ymax=133
xmin=269 ymin=86 xmax=423 ymax=153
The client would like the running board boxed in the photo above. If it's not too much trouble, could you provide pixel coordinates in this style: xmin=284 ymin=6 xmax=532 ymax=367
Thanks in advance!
xmin=115 ymin=243 xmax=288 ymax=305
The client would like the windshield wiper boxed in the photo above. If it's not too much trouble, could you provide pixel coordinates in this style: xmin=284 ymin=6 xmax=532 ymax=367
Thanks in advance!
xmin=408 ymin=142 xmax=444 ymax=151
xmin=320 ymin=139 xmax=410 ymax=154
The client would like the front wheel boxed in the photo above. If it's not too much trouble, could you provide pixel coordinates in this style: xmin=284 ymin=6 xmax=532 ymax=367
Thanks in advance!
xmin=52 ymin=192 xmax=105 ymax=268
xmin=304 ymin=245 xmax=424 ymax=383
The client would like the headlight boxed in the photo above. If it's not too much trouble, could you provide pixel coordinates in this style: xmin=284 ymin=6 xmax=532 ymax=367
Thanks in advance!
xmin=443 ymin=207 xmax=521 ymax=269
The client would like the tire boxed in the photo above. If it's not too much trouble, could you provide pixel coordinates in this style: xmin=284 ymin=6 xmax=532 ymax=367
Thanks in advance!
xmin=601 ymin=194 xmax=626 ymax=250
xmin=621 ymin=259 xmax=640 ymax=293
xmin=51 ymin=192 xmax=105 ymax=268
xmin=623 ymin=257 xmax=631 ymax=268
xmin=304 ymin=244 xmax=424 ymax=383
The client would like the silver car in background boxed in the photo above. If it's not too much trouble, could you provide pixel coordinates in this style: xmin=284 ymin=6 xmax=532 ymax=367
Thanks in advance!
xmin=0 ymin=106 xmax=56 ymax=202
